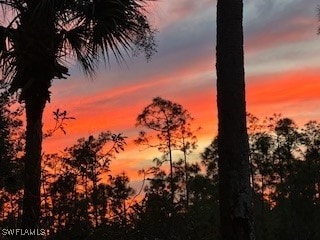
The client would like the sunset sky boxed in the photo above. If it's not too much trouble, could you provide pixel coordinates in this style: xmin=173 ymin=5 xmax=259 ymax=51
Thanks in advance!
xmin=42 ymin=0 xmax=320 ymax=186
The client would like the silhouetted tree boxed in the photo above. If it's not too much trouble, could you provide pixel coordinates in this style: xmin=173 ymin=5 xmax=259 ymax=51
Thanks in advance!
xmin=136 ymin=97 xmax=196 ymax=204
xmin=0 ymin=0 xmax=156 ymax=231
xmin=216 ymin=0 xmax=254 ymax=239
xmin=175 ymin=120 xmax=199 ymax=210
xmin=245 ymin=114 xmax=320 ymax=240
xmin=2 ymin=107 xmax=320 ymax=239
xmin=63 ymin=132 xmax=126 ymax=223
xmin=108 ymin=173 xmax=135 ymax=228
xmin=0 ymin=83 xmax=24 ymax=227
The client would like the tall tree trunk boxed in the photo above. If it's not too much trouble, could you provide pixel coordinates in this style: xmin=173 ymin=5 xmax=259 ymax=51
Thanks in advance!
xmin=22 ymin=94 xmax=46 ymax=233
xmin=216 ymin=0 xmax=255 ymax=239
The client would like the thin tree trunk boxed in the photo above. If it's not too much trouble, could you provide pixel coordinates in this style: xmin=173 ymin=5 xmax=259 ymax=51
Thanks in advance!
xmin=216 ymin=0 xmax=255 ymax=239
xmin=182 ymin=137 xmax=189 ymax=210
xmin=22 ymin=95 xmax=46 ymax=233
xmin=92 ymin=168 xmax=99 ymax=227
xmin=167 ymin=131 xmax=174 ymax=204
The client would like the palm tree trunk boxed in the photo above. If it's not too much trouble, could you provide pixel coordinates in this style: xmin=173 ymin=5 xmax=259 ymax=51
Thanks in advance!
xmin=22 ymin=95 xmax=46 ymax=231
xmin=216 ymin=0 xmax=255 ymax=239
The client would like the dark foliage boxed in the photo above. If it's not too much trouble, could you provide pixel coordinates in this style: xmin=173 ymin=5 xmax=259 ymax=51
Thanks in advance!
xmin=1 ymin=97 xmax=320 ymax=239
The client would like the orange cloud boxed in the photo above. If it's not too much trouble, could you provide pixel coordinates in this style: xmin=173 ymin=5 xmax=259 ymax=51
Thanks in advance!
xmin=247 ymin=68 xmax=320 ymax=124
xmin=42 ymin=67 xmax=320 ymax=184
xmin=248 ymin=69 xmax=320 ymax=104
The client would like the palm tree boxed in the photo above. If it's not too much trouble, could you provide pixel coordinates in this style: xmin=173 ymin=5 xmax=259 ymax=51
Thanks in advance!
xmin=0 ymin=0 xmax=155 ymax=231
xmin=216 ymin=0 xmax=255 ymax=239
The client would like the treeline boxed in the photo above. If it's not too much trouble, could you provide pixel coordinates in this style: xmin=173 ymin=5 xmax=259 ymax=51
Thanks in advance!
xmin=1 ymin=87 xmax=320 ymax=239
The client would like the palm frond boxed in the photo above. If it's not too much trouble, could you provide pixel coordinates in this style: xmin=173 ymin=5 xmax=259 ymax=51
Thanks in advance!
xmin=0 ymin=0 xmax=25 ymax=12
xmin=0 ymin=0 xmax=157 ymax=92
xmin=0 ymin=25 xmax=16 ymax=81
xmin=73 ymin=0 xmax=156 ymax=72
xmin=58 ymin=26 xmax=97 ymax=76
xmin=0 ymin=1 xmax=24 ymax=82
